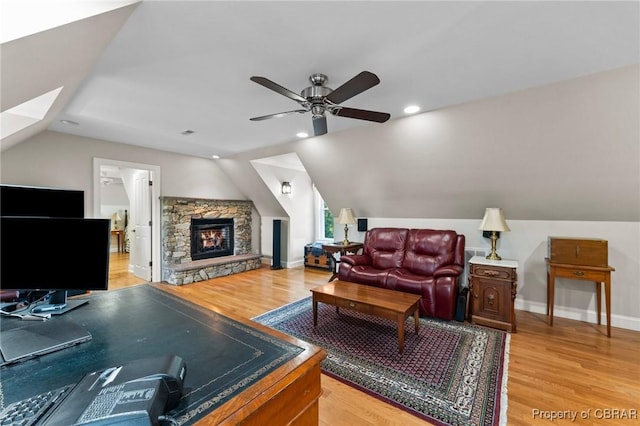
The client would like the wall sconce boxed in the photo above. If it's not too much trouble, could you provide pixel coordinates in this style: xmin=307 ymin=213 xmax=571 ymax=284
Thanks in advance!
xmin=337 ymin=207 xmax=356 ymax=245
xmin=281 ymin=181 xmax=292 ymax=194
xmin=479 ymin=207 xmax=510 ymax=260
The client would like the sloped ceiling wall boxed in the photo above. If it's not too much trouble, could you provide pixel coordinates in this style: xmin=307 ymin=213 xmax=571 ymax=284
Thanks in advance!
xmin=1 ymin=2 xmax=139 ymax=150
xmin=228 ymin=65 xmax=639 ymax=222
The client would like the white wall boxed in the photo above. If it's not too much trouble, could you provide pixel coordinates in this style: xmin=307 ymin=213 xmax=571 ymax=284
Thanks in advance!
xmin=251 ymin=158 xmax=315 ymax=267
xmin=0 ymin=130 xmax=248 ymax=216
xmin=339 ymin=217 xmax=640 ymax=331
xmin=295 ymin=64 xmax=639 ymax=222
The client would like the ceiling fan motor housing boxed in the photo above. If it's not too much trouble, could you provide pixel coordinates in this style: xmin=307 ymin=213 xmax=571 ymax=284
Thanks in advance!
xmin=303 ymin=74 xmax=333 ymax=117
xmin=301 ymin=85 xmax=332 ymax=101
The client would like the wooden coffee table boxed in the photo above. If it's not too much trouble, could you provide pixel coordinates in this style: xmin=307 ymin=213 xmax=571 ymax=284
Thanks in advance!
xmin=310 ymin=280 xmax=421 ymax=354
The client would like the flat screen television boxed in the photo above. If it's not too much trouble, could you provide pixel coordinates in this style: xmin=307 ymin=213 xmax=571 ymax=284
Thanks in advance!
xmin=1 ymin=217 xmax=110 ymax=312
xmin=0 ymin=184 xmax=84 ymax=218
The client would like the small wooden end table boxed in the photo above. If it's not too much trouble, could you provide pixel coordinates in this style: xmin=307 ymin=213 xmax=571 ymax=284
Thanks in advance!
xmin=310 ymin=281 xmax=421 ymax=354
xmin=546 ymin=258 xmax=614 ymax=337
xmin=321 ymin=242 xmax=363 ymax=282
xmin=468 ymin=256 xmax=518 ymax=332
xmin=111 ymin=229 xmax=125 ymax=252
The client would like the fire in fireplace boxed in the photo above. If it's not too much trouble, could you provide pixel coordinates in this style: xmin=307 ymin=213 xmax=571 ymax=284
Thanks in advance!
xmin=191 ymin=218 xmax=234 ymax=260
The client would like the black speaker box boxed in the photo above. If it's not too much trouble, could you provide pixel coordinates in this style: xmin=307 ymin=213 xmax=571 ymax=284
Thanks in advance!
xmin=455 ymin=287 xmax=469 ymax=322
xmin=272 ymin=219 xmax=282 ymax=270
xmin=357 ymin=218 xmax=368 ymax=232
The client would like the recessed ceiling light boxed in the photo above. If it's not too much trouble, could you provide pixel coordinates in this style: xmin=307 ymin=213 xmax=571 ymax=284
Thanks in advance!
xmin=296 ymin=132 xmax=309 ymax=138
xmin=60 ymin=119 xmax=79 ymax=125
xmin=403 ymin=105 xmax=420 ymax=114
xmin=211 ymin=155 xmax=220 ymax=159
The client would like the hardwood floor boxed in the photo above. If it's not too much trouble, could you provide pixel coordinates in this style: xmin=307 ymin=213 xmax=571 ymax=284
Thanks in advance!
xmin=117 ymin=263 xmax=640 ymax=425
xmin=108 ymin=252 xmax=147 ymax=290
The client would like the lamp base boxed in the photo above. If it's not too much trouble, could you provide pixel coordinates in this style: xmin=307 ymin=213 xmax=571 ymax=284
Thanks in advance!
xmin=485 ymin=231 xmax=502 ymax=261
xmin=343 ymin=224 xmax=350 ymax=246
xmin=485 ymin=252 xmax=502 ymax=261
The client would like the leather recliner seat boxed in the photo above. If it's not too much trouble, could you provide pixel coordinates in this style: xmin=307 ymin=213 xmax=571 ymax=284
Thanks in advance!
xmin=338 ymin=227 xmax=465 ymax=320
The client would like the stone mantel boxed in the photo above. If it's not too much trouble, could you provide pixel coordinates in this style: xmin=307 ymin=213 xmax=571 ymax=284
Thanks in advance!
xmin=160 ymin=196 xmax=250 ymax=204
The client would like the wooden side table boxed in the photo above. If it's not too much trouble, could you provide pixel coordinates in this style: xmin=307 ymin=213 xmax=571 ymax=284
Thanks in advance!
xmin=546 ymin=259 xmax=614 ymax=337
xmin=111 ymin=229 xmax=125 ymax=252
xmin=321 ymin=242 xmax=363 ymax=282
xmin=468 ymin=256 xmax=518 ymax=332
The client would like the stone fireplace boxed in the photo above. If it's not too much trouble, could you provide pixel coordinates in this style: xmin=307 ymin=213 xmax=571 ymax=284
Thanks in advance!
xmin=161 ymin=197 xmax=261 ymax=285
xmin=191 ymin=217 xmax=234 ymax=260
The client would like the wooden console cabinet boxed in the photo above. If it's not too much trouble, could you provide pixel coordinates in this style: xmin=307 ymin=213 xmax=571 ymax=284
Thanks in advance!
xmin=468 ymin=256 xmax=518 ymax=332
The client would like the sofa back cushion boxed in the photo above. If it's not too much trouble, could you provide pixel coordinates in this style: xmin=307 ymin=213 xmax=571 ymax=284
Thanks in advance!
xmin=363 ymin=228 xmax=409 ymax=269
xmin=402 ymin=229 xmax=459 ymax=275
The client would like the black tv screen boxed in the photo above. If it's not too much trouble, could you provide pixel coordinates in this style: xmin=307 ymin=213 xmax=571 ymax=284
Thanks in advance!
xmin=1 ymin=217 xmax=110 ymax=291
xmin=0 ymin=185 xmax=84 ymax=218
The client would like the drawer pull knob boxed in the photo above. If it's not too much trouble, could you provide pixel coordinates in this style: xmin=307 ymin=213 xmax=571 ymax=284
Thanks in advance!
xmin=573 ymin=271 xmax=585 ymax=276
xmin=488 ymin=294 xmax=495 ymax=305
xmin=483 ymin=270 xmax=499 ymax=276
xmin=349 ymin=302 xmax=356 ymax=308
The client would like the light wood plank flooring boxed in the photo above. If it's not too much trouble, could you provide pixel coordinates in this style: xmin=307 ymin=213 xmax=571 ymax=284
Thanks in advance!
xmin=108 ymin=252 xmax=146 ymax=290
xmin=111 ymin=261 xmax=640 ymax=425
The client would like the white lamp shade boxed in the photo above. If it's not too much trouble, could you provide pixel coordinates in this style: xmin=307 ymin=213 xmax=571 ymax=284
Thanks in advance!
xmin=479 ymin=208 xmax=510 ymax=232
xmin=111 ymin=211 xmax=122 ymax=221
xmin=337 ymin=208 xmax=356 ymax=225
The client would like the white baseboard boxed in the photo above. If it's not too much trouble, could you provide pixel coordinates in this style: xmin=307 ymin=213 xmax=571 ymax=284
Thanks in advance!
xmin=285 ymin=259 xmax=304 ymax=269
xmin=515 ymin=299 xmax=640 ymax=332
xmin=259 ymin=256 xmax=304 ymax=269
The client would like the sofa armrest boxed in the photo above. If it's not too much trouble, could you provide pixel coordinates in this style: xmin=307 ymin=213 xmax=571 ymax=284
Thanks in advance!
xmin=341 ymin=254 xmax=372 ymax=266
xmin=433 ymin=265 xmax=463 ymax=278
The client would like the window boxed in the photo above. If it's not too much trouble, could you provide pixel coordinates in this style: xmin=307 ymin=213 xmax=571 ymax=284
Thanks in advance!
xmin=322 ymin=201 xmax=334 ymax=240
xmin=314 ymin=185 xmax=333 ymax=241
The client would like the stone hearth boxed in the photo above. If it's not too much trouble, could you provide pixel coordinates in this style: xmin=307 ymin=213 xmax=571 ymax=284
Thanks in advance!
xmin=161 ymin=197 xmax=261 ymax=285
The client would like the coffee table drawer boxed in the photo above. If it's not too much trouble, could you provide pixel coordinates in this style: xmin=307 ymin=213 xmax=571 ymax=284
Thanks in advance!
xmin=335 ymin=298 xmax=374 ymax=315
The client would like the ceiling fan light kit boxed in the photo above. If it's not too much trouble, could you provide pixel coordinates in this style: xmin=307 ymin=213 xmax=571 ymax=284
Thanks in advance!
xmin=250 ymin=71 xmax=390 ymax=136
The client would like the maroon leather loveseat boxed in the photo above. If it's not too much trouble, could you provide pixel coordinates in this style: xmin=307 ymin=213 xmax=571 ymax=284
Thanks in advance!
xmin=338 ymin=228 xmax=465 ymax=320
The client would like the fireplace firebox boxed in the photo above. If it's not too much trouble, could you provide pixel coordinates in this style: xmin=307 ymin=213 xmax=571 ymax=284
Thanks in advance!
xmin=191 ymin=218 xmax=234 ymax=260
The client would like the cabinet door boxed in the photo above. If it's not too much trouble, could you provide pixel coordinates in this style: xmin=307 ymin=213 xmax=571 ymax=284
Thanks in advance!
xmin=472 ymin=278 xmax=510 ymax=323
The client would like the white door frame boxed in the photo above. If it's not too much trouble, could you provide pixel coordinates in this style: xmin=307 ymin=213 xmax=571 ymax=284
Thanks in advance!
xmin=93 ymin=157 xmax=162 ymax=282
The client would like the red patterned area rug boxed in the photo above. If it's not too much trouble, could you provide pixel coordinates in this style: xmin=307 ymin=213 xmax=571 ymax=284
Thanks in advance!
xmin=254 ymin=297 xmax=509 ymax=426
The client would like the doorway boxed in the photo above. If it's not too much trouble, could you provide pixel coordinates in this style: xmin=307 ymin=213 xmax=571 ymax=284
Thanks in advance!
xmin=93 ymin=158 xmax=161 ymax=284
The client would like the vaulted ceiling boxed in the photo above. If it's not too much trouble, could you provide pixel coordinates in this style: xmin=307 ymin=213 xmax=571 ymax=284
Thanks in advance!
xmin=2 ymin=1 xmax=639 ymax=159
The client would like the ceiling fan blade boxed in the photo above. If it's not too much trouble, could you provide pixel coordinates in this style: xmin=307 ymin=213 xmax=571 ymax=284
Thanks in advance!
xmin=250 ymin=76 xmax=308 ymax=104
xmin=325 ymin=71 xmax=380 ymax=105
xmin=334 ymin=107 xmax=390 ymax=123
xmin=250 ymin=109 xmax=307 ymax=121
xmin=313 ymin=116 xmax=328 ymax=136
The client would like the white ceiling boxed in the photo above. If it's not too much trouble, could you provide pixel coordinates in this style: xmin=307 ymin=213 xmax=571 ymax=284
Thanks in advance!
xmin=3 ymin=1 xmax=639 ymax=159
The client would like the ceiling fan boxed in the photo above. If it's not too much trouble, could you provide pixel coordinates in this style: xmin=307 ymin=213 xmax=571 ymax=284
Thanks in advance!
xmin=249 ymin=71 xmax=390 ymax=136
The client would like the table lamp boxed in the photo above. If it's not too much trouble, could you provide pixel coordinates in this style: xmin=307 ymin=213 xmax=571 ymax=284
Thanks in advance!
xmin=111 ymin=211 xmax=122 ymax=230
xmin=479 ymin=207 xmax=510 ymax=260
xmin=337 ymin=208 xmax=356 ymax=245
